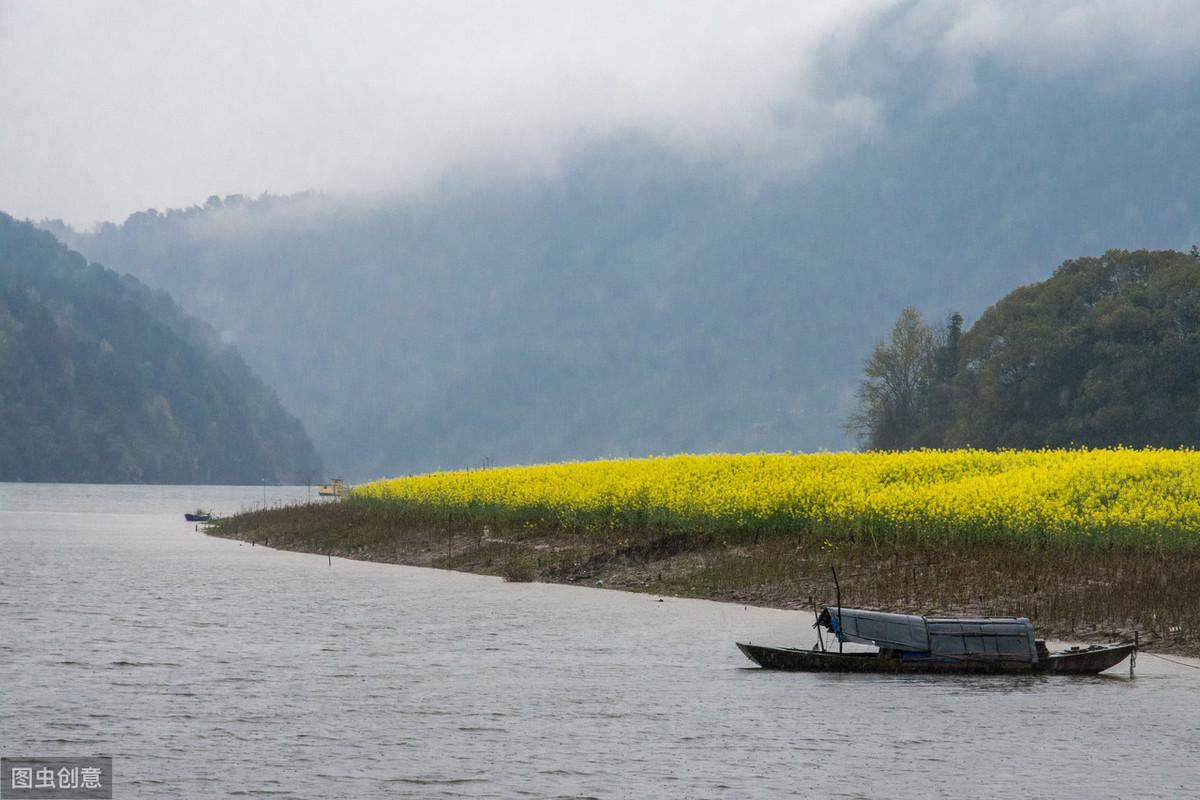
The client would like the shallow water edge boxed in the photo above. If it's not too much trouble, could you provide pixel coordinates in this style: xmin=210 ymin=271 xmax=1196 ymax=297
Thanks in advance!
xmin=209 ymin=501 xmax=1199 ymax=657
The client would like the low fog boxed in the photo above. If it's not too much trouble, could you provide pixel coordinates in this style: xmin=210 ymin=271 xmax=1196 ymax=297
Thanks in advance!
xmin=3 ymin=1 xmax=1200 ymax=225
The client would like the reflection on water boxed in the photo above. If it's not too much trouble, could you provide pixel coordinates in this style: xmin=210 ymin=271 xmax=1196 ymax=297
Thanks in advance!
xmin=1 ymin=483 xmax=1197 ymax=798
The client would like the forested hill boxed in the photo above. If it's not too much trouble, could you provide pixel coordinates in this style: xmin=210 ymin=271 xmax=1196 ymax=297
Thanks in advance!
xmin=853 ymin=249 xmax=1200 ymax=451
xmin=50 ymin=73 xmax=1200 ymax=479
xmin=0 ymin=213 xmax=321 ymax=483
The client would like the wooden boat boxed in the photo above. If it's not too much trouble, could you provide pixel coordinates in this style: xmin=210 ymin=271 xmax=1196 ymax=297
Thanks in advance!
xmin=317 ymin=478 xmax=349 ymax=497
xmin=737 ymin=640 xmax=1136 ymax=674
xmin=737 ymin=606 xmax=1136 ymax=675
xmin=184 ymin=510 xmax=212 ymax=522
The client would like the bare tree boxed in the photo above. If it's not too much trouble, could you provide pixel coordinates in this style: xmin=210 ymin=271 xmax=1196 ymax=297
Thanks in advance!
xmin=846 ymin=307 xmax=937 ymax=449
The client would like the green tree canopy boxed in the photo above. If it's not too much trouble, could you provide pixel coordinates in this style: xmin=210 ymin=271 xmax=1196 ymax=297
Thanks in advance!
xmin=851 ymin=249 xmax=1200 ymax=450
xmin=952 ymin=249 xmax=1200 ymax=448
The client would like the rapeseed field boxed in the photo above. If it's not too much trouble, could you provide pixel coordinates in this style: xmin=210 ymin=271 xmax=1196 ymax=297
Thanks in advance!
xmin=353 ymin=449 xmax=1200 ymax=549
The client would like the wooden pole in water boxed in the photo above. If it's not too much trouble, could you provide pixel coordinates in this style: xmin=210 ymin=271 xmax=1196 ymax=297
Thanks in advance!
xmin=1132 ymin=630 xmax=1138 ymax=678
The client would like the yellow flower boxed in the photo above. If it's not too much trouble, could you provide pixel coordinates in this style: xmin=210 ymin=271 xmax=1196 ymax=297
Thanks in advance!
xmin=353 ymin=448 xmax=1200 ymax=548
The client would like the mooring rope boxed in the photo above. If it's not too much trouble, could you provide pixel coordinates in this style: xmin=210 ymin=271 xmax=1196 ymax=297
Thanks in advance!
xmin=1141 ymin=652 xmax=1200 ymax=670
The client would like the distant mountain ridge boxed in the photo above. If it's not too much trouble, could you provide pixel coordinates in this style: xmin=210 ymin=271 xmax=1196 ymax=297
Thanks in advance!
xmin=0 ymin=213 xmax=321 ymax=483
xmin=50 ymin=72 xmax=1200 ymax=479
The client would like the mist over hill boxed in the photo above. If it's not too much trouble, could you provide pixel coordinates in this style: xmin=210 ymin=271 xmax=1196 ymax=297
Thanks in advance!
xmin=0 ymin=214 xmax=321 ymax=484
xmin=50 ymin=72 xmax=1200 ymax=480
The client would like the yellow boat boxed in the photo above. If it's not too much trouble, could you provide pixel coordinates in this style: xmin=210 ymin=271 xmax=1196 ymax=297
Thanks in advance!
xmin=317 ymin=478 xmax=349 ymax=497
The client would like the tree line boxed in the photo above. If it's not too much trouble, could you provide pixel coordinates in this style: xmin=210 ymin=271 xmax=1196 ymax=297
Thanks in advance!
xmin=849 ymin=248 xmax=1200 ymax=450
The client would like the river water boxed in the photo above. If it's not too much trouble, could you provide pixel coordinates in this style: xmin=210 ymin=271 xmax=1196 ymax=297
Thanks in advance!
xmin=1 ymin=483 xmax=1197 ymax=799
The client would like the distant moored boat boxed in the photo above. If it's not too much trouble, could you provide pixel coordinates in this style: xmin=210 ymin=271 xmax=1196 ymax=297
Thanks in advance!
xmin=317 ymin=478 xmax=349 ymax=497
xmin=184 ymin=510 xmax=212 ymax=522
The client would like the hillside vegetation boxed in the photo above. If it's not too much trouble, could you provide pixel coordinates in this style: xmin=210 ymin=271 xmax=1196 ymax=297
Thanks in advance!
xmin=0 ymin=213 xmax=321 ymax=483
xmin=853 ymin=249 xmax=1200 ymax=450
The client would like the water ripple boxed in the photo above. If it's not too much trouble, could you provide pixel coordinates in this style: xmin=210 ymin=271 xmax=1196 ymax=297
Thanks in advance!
xmin=2 ymin=483 xmax=1198 ymax=799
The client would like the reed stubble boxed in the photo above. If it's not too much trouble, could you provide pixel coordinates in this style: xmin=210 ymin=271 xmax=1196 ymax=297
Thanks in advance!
xmin=210 ymin=501 xmax=1200 ymax=656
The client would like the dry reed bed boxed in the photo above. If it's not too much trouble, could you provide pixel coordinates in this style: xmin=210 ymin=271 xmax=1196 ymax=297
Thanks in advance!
xmin=210 ymin=501 xmax=1200 ymax=656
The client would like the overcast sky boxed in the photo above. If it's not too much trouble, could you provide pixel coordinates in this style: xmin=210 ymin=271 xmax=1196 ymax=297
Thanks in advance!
xmin=2 ymin=0 xmax=1199 ymax=227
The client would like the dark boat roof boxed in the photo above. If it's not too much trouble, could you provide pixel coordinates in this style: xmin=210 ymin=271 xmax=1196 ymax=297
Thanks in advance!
xmin=821 ymin=608 xmax=927 ymax=652
xmin=820 ymin=607 xmax=1039 ymax=663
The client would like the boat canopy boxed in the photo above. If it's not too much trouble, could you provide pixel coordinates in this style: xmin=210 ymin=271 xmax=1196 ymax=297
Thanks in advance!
xmin=819 ymin=607 xmax=1039 ymax=663
xmin=819 ymin=608 xmax=929 ymax=652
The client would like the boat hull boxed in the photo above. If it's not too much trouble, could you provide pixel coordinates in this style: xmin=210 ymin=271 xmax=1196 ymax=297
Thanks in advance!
xmin=737 ymin=641 xmax=1135 ymax=675
xmin=1039 ymin=643 xmax=1137 ymax=674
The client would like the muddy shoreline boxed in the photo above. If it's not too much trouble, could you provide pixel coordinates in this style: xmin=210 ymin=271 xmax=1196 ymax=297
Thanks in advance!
xmin=208 ymin=502 xmax=1200 ymax=657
